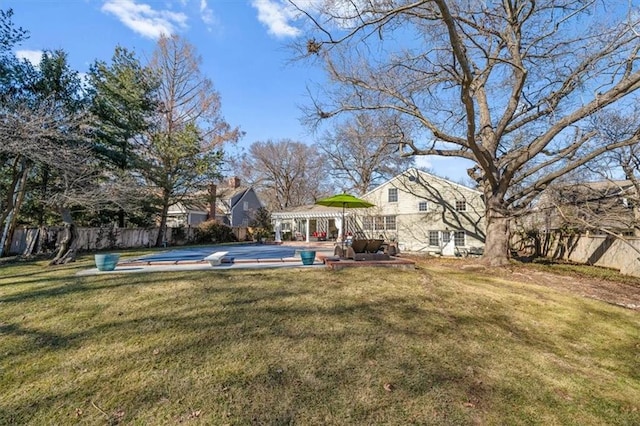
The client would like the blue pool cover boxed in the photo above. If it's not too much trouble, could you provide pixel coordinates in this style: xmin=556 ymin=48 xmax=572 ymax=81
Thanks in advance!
xmin=133 ymin=244 xmax=301 ymax=262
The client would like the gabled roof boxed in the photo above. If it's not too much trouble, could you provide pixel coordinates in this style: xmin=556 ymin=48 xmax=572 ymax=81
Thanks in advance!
xmin=362 ymin=167 xmax=482 ymax=198
xmin=168 ymin=184 xmax=263 ymax=216
xmin=543 ymin=180 xmax=636 ymax=205
xmin=167 ymin=200 xmax=208 ymax=214
xmin=218 ymin=186 xmax=263 ymax=212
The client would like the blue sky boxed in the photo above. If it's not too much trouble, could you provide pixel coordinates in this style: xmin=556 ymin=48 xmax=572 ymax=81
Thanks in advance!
xmin=4 ymin=0 xmax=469 ymax=182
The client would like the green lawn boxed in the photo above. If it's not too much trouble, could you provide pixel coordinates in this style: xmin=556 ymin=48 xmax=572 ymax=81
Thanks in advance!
xmin=1 ymin=254 xmax=639 ymax=425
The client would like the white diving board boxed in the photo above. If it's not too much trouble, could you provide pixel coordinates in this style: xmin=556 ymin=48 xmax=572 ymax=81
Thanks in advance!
xmin=204 ymin=251 xmax=234 ymax=266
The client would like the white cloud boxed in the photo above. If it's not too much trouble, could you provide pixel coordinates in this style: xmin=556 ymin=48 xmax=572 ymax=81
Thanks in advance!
xmin=251 ymin=0 xmax=302 ymax=38
xmin=199 ymin=0 xmax=215 ymax=26
xmin=101 ymin=0 xmax=188 ymax=39
xmin=15 ymin=49 xmax=43 ymax=65
xmin=413 ymin=155 xmax=432 ymax=171
xmin=250 ymin=0 xmax=379 ymax=38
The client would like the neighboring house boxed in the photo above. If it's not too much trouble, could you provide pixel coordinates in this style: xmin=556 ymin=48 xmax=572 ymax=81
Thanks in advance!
xmin=166 ymin=201 xmax=209 ymax=228
xmin=521 ymin=180 xmax=639 ymax=237
xmin=166 ymin=177 xmax=264 ymax=228
xmin=272 ymin=168 xmax=486 ymax=253
xmin=361 ymin=168 xmax=486 ymax=252
xmin=216 ymin=178 xmax=264 ymax=227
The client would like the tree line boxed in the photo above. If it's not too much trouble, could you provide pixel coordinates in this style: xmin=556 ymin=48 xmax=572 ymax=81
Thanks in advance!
xmin=5 ymin=1 xmax=639 ymax=267
xmin=0 ymin=9 xmax=240 ymax=262
xmin=0 ymin=8 xmax=412 ymax=262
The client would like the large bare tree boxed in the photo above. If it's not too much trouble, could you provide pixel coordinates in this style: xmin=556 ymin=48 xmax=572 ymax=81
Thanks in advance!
xmin=0 ymin=15 xmax=143 ymax=260
xmin=519 ymin=110 xmax=640 ymax=259
xmin=288 ymin=0 xmax=640 ymax=265
xmin=238 ymin=139 xmax=330 ymax=210
xmin=319 ymin=112 xmax=414 ymax=194
xmin=143 ymin=35 xmax=242 ymax=246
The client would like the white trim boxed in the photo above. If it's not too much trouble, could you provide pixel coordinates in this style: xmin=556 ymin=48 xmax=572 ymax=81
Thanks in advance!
xmin=272 ymin=211 xmax=346 ymax=220
xmin=362 ymin=167 xmax=483 ymax=198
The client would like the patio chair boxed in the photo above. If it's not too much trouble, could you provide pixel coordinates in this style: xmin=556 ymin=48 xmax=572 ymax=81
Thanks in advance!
xmin=334 ymin=238 xmax=367 ymax=258
xmin=345 ymin=238 xmax=390 ymax=261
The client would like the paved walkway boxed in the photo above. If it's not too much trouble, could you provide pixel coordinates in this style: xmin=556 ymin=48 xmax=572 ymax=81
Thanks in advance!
xmin=77 ymin=259 xmax=327 ymax=275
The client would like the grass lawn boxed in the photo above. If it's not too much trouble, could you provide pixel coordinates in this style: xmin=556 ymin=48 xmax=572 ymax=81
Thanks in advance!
xmin=1 ymin=254 xmax=639 ymax=425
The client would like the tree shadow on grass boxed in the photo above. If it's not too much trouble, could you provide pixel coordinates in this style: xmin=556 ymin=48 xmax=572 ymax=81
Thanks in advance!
xmin=2 ymin=267 xmax=639 ymax=424
xmin=0 ymin=272 xmax=198 ymax=304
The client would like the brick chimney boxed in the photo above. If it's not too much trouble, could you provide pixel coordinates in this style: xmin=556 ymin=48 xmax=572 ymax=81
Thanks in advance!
xmin=228 ymin=176 xmax=241 ymax=189
xmin=208 ymin=183 xmax=217 ymax=221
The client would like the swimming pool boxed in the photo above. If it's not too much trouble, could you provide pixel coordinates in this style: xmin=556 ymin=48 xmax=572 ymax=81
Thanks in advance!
xmin=131 ymin=243 xmax=320 ymax=263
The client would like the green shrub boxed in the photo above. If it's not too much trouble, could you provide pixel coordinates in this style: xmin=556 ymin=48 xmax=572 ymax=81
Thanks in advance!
xmin=194 ymin=220 xmax=237 ymax=244
xmin=248 ymin=207 xmax=273 ymax=241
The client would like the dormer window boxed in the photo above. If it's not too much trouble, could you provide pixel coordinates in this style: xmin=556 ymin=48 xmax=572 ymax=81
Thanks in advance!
xmin=388 ymin=188 xmax=398 ymax=203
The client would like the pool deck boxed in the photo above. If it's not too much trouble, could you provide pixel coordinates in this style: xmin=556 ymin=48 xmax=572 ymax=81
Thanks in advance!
xmin=76 ymin=242 xmax=415 ymax=275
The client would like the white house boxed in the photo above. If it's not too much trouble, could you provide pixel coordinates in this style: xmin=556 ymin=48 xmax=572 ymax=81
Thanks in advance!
xmin=272 ymin=168 xmax=486 ymax=254
xmin=360 ymin=168 xmax=485 ymax=253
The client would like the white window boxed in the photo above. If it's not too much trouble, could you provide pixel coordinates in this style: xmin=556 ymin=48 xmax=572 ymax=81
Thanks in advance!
xmin=442 ymin=231 xmax=451 ymax=244
xmin=454 ymin=231 xmax=466 ymax=246
xmin=242 ymin=218 xmax=249 ymax=226
xmin=388 ymin=188 xmax=398 ymax=203
xmin=428 ymin=231 xmax=439 ymax=246
xmin=418 ymin=201 xmax=428 ymax=212
xmin=243 ymin=201 xmax=249 ymax=211
xmin=362 ymin=216 xmax=373 ymax=230
xmin=364 ymin=215 xmax=396 ymax=231
xmin=455 ymin=200 xmax=467 ymax=211
xmin=384 ymin=216 xmax=396 ymax=231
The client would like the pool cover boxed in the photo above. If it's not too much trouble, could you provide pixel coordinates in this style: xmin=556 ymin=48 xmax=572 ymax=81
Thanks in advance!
xmin=132 ymin=244 xmax=301 ymax=263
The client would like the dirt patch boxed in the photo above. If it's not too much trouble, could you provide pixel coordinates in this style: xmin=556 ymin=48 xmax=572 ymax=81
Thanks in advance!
xmin=414 ymin=256 xmax=640 ymax=311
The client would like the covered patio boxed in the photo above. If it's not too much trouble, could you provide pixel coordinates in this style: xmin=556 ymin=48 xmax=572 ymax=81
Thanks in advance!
xmin=271 ymin=205 xmax=359 ymax=243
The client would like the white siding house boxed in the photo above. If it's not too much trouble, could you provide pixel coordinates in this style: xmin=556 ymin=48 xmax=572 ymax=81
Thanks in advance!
xmin=361 ymin=168 xmax=486 ymax=253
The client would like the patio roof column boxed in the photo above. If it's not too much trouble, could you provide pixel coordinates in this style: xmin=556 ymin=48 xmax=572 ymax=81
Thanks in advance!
xmin=335 ymin=217 xmax=343 ymax=242
xmin=305 ymin=218 xmax=310 ymax=242
xmin=274 ymin=219 xmax=282 ymax=243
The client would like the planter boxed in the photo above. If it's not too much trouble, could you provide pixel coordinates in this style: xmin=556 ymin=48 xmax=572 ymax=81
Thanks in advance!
xmin=95 ymin=253 xmax=120 ymax=271
xmin=300 ymin=250 xmax=316 ymax=266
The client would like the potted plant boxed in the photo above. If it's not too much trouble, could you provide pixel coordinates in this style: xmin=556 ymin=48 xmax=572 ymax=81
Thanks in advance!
xmin=299 ymin=250 xmax=316 ymax=265
xmin=94 ymin=253 xmax=120 ymax=271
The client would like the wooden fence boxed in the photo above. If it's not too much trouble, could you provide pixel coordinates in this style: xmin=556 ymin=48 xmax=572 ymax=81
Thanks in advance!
xmin=8 ymin=226 xmax=250 ymax=256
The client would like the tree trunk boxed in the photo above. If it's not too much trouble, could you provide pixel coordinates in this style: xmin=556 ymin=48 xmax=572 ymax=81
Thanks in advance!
xmin=118 ymin=209 xmax=125 ymax=228
xmin=50 ymin=208 xmax=78 ymax=265
xmin=0 ymin=160 xmax=29 ymax=257
xmin=481 ymin=195 xmax=512 ymax=266
xmin=2 ymin=166 xmax=29 ymax=256
xmin=38 ymin=166 xmax=49 ymax=226
xmin=155 ymin=192 xmax=171 ymax=247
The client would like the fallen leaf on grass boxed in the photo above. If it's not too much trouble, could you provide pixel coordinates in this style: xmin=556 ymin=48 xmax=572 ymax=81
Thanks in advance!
xmin=188 ymin=410 xmax=202 ymax=419
xmin=383 ymin=383 xmax=394 ymax=392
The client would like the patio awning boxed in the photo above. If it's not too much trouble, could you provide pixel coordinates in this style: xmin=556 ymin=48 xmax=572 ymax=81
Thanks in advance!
xmin=271 ymin=205 xmax=349 ymax=220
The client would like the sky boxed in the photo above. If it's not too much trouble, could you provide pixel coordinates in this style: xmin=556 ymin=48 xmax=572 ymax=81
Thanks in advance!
xmin=3 ymin=0 xmax=471 ymax=183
